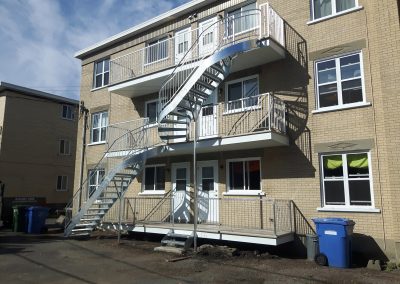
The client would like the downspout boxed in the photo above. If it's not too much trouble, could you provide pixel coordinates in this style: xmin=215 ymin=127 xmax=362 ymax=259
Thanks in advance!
xmin=78 ymin=101 xmax=89 ymax=209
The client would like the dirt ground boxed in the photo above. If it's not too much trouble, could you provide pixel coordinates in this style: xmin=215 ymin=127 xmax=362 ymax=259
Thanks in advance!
xmin=1 ymin=229 xmax=400 ymax=284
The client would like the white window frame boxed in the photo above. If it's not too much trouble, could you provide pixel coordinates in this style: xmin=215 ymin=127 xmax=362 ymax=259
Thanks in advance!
xmin=59 ymin=139 xmax=71 ymax=155
xmin=90 ymin=111 xmax=108 ymax=144
xmin=56 ymin=175 xmax=68 ymax=191
xmin=93 ymin=58 xmax=110 ymax=89
xmin=145 ymin=99 xmax=159 ymax=126
xmin=315 ymin=52 xmax=367 ymax=112
xmin=320 ymin=151 xmax=376 ymax=211
xmin=226 ymin=157 xmax=262 ymax=195
xmin=88 ymin=168 xmax=105 ymax=197
xmin=61 ymin=105 xmax=74 ymax=120
xmin=225 ymin=2 xmax=258 ymax=38
xmin=145 ymin=37 xmax=169 ymax=65
xmin=141 ymin=164 xmax=166 ymax=195
xmin=224 ymin=75 xmax=260 ymax=113
xmin=310 ymin=0 xmax=361 ymax=22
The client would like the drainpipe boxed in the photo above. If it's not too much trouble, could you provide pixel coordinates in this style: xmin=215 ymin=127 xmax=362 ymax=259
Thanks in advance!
xmin=78 ymin=101 xmax=89 ymax=209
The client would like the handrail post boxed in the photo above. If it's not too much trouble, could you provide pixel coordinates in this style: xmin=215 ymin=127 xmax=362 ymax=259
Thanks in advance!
xmin=266 ymin=2 xmax=270 ymax=38
xmin=273 ymin=200 xmax=277 ymax=236
xmin=133 ymin=198 xmax=137 ymax=225
xmin=259 ymin=194 xmax=264 ymax=230
xmin=289 ymin=200 xmax=293 ymax=232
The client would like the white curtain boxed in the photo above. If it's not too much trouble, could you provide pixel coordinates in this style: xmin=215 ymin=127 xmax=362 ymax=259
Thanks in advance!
xmin=336 ymin=0 xmax=356 ymax=13
xmin=313 ymin=0 xmax=332 ymax=19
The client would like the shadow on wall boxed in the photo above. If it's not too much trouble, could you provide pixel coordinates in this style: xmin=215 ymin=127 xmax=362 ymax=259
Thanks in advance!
xmin=267 ymin=21 xmax=312 ymax=166
xmin=352 ymin=233 xmax=389 ymax=264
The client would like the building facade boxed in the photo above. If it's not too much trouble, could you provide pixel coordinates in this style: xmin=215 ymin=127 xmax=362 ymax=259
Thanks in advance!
xmin=69 ymin=0 xmax=400 ymax=260
xmin=0 ymin=82 xmax=78 ymax=224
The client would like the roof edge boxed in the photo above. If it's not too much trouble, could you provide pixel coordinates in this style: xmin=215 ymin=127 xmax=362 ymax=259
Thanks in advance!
xmin=74 ymin=0 xmax=212 ymax=59
xmin=0 ymin=81 xmax=79 ymax=105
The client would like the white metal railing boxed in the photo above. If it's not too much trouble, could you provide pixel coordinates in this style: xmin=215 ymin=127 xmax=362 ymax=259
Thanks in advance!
xmin=110 ymin=195 xmax=294 ymax=236
xmin=110 ymin=4 xmax=285 ymax=85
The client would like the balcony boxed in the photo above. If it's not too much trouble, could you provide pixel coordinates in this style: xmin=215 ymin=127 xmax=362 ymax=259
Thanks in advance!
xmin=103 ymin=196 xmax=294 ymax=246
xmin=106 ymin=93 xmax=288 ymax=157
xmin=109 ymin=4 xmax=286 ymax=97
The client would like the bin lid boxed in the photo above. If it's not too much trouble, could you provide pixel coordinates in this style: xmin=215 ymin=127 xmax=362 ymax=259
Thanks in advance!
xmin=312 ymin=217 xmax=355 ymax=226
xmin=27 ymin=206 xmax=49 ymax=211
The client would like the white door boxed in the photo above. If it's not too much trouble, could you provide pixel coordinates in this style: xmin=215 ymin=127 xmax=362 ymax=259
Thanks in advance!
xmin=199 ymin=17 xmax=218 ymax=57
xmin=197 ymin=160 xmax=219 ymax=224
xmin=175 ymin=27 xmax=191 ymax=64
xmin=199 ymin=90 xmax=217 ymax=138
xmin=171 ymin=162 xmax=190 ymax=223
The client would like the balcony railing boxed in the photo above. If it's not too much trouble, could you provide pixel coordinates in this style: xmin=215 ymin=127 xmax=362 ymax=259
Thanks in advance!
xmin=106 ymin=93 xmax=286 ymax=151
xmin=109 ymin=3 xmax=285 ymax=85
xmin=103 ymin=195 xmax=294 ymax=236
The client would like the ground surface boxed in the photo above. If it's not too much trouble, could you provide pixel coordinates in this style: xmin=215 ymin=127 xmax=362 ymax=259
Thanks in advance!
xmin=1 ymin=229 xmax=400 ymax=284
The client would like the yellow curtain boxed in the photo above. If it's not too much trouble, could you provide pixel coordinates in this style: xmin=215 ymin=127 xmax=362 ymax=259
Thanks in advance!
xmin=348 ymin=154 xmax=368 ymax=169
xmin=324 ymin=155 xmax=343 ymax=170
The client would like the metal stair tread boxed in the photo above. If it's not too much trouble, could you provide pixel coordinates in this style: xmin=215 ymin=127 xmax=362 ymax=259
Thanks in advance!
xmin=202 ymin=71 xmax=222 ymax=82
xmin=167 ymin=233 xmax=193 ymax=239
xmin=196 ymin=80 xmax=215 ymax=90
xmin=72 ymin=227 xmax=94 ymax=232
xmin=75 ymin=222 xmax=97 ymax=227
xmin=161 ymin=119 xmax=188 ymax=125
xmin=210 ymin=63 xmax=224 ymax=74
xmin=161 ymin=240 xmax=186 ymax=247
xmin=158 ymin=127 xmax=187 ymax=132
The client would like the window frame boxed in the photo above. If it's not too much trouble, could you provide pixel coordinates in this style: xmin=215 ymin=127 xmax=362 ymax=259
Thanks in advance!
xmin=90 ymin=111 xmax=108 ymax=144
xmin=141 ymin=164 xmax=166 ymax=194
xmin=226 ymin=157 xmax=262 ymax=194
xmin=315 ymin=51 xmax=366 ymax=111
xmin=56 ymin=175 xmax=68 ymax=192
xmin=145 ymin=99 xmax=159 ymax=126
xmin=88 ymin=168 xmax=105 ymax=197
xmin=61 ymin=105 xmax=74 ymax=120
xmin=93 ymin=58 xmax=110 ymax=89
xmin=145 ymin=37 xmax=169 ymax=65
xmin=320 ymin=151 xmax=375 ymax=210
xmin=59 ymin=139 xmax=71 ymax=155
xmin=224 ymin=75 xmax=260 ymax=113
xmin=310 ymin=0 xmax=360 ymax=22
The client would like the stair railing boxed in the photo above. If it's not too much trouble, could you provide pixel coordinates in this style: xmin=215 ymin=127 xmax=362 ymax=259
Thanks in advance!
xmin=64 ymin=117 xmax=150 ymax=231
xmin=158 ymin=9 xmax=263 ymax=117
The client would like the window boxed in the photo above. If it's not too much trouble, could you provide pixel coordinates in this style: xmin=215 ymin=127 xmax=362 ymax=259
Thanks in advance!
xmin=145 ymin=100 xmax=158 ymax=124
xmin=226 ymin=2 xmax=257 ymax=36
xmin=143 ymin=165 xmax=165 ymax=192
xmin=145 ymin=37 xmax=168 ymax=64
xmin=321 ymin=152 xmax=373 ymax=208
xmin=56 ymin=176 xmax=68 ymax=191
xmin=225 ymin=76 xmax=259 ymax=111
xmin=62 ymin=105 xmax=74 ymax=120
xmin=88 ymin=169 xmax=105 ymax=197
xmin=93 ymin=58 xmax=110 ymax=88
xmin=311 ymin=0 xmax=358 ymax=20
xmin=59 ymin=139 xmax=71 ymax=155
xmin=315 ymin=52 xmax=365 ymax=110
xmin=227 ymin=158 xmax=261 ymax=191
xmin=91 ymin=111 xmax=108 ymax=143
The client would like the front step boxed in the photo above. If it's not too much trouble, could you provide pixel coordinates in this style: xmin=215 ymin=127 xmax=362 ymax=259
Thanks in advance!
xmin=161 ymin=231 xmax=194 ymax=251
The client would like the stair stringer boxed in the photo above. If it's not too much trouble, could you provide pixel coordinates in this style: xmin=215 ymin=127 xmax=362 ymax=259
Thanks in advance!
xmin=64 ymin=146 xmax=167 ymax=237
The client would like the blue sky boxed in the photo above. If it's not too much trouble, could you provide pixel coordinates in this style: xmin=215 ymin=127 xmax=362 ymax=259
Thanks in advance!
xmin=0 ymin=0 xmax=190 ymax=100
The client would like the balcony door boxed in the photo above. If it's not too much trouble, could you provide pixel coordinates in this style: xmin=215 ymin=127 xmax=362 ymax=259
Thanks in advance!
xmin=197 ymin=160 xmax=219 ymax=224
xmin=171 ymin=162 xmax=190 ymax=223
xmin=199 ymin=17 xmax=218 ymax=57
xmin=175 ymin=27 xmax=191 ymax=64
xmin=199 ymin=90 xmax=217 ymax=138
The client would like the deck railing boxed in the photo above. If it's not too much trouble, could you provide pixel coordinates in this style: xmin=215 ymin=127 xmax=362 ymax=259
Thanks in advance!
xmin=103 ymin=195 xmax=293 ymax=236
xmin=109 ymin=4 xmax=285 ymax=85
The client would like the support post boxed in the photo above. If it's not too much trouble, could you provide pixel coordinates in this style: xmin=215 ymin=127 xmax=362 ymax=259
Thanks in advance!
xmin=117 ymin=187 xmax=122 ymax=245
xmin=193 ymin=118 xmax=198 ymax=252
xmin=273 ymin=200 xmax=277 ymax=236
xmin=259 ymin=195 xmax=264 ymax=230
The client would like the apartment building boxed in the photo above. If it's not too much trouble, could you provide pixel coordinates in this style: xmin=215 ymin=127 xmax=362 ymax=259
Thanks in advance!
xmin=0 ymin=82 xmax=78 ymax=224
xmin=68 ymin=0 xmax=400 ymax=261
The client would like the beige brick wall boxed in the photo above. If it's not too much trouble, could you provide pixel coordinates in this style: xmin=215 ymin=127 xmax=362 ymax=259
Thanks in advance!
xmin=0 ymin=90 xmax=78 ymax=205
xmin=75 ymin=0 xmax=400 ymax=259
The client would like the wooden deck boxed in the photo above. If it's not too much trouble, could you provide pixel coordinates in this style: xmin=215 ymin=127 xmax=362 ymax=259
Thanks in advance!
xmin=101 ymin=220 xmax=294 ymax=246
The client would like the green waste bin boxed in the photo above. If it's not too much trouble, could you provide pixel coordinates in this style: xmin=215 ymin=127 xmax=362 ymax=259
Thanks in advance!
xmin=12 ymin=205 xmax=28 ymax=232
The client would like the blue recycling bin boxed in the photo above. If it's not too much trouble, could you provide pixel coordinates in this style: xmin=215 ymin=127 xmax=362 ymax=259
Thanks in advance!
xmin=312 ymin=218 xmax=355 ymax=268
xmin=26 ymin=206 xmax=49 ymax=234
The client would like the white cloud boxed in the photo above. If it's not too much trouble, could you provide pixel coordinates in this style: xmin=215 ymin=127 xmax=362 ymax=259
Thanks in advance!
xmin=0 ymin=0 xmax=190 ymax=100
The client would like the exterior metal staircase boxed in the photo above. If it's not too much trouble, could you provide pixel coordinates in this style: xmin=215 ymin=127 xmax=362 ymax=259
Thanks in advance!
xmin=65 ymin=8 xmax=283 ymax=238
